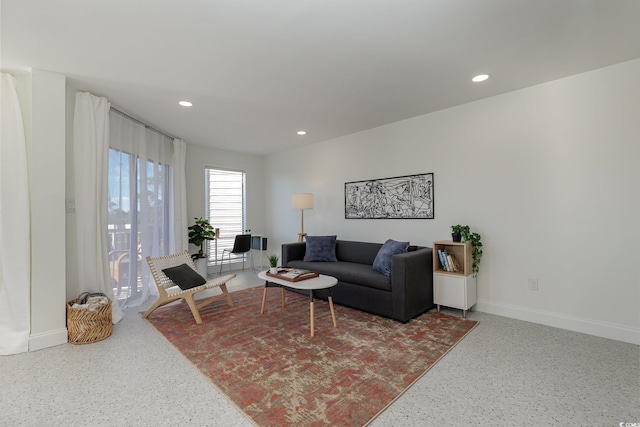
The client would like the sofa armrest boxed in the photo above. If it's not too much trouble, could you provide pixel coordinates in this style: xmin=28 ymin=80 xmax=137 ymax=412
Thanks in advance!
xmin=281 ymin=242 xmax=306 ymax=266
xmin=391 ymin=247 xmax=434 ymax=322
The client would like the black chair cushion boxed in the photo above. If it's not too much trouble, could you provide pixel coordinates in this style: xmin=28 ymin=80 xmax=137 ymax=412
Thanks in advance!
xmin=162 ymin=263 xmax=206 ymax=290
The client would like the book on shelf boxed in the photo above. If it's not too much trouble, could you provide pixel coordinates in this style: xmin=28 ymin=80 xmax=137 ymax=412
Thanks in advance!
xmin=438 ymin=249 xmax=459 ymax=272
xmin=449 ymin=254 xmax=460 ymax=272
xmin=266 ymin=268 xmax=319 ymax=282
xmin=438 ymin=249 xmax=447 ymax=269
xmin=445 ymin=254 xmax=453 ymax=271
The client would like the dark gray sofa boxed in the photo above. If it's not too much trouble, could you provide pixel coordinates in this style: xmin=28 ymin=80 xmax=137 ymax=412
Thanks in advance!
xmin=281 ymin=240 xmax=434 ymax=322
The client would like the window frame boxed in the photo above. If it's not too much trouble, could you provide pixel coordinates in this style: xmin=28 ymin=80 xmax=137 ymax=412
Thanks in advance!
xmin=204 ymin=167 xmax=247 ymax=265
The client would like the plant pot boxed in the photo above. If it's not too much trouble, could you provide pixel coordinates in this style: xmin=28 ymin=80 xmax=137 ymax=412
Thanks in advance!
xmin=452 ymin=233 xmax=462 ymax=242
xmin=269 ymin=267 xmax=278 ymax=274
xmin=194 ymin=257 xmax=208 ymax=278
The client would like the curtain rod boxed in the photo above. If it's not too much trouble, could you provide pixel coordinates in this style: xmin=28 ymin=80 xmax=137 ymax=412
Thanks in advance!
xmin=110 ymin=107 xmax=176 ymax=141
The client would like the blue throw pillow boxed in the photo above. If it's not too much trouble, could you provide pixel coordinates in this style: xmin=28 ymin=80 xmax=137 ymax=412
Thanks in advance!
xmin=305 ymin=235 xmax=338 ymax=262
xmin=372 ymin=239 xmax=409 ymax=276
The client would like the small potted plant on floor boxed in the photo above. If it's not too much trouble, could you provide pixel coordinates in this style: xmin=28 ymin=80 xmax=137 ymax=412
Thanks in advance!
xmin=188 ymin=217 xmax=216 ymax=277
xmin=267 ymin=254 xmax=279 ymax=274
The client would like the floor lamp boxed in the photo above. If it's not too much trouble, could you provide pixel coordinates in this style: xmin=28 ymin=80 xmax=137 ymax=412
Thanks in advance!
xmin=292 ymin=193 xmax=313 ymax=242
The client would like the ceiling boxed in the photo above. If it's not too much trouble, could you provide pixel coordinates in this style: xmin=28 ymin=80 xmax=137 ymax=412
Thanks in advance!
xmin=3 ymin=1 xmax=640 ymax=156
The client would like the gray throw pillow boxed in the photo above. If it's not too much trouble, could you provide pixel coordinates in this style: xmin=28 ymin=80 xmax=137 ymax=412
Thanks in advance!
xmin=372 ymin=239 xmax=409 ymax=276
xmin=305 ymin=235 xmax=338 ymax=262
xmin=162 ymin=263 xmax=206 ymax=290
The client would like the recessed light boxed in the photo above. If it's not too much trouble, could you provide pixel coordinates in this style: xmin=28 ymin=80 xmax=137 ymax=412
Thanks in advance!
xmin=472 ymin=74 xmax=490 ymax=83
xmin=297 ymin=130 xmax=307 ymax=135
xmin=179 ymin=101 xmax=193 ymax=107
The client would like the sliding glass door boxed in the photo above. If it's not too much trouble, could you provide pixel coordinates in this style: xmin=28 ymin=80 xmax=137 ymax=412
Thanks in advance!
xmin=108 ymin=110 xmax=173 ymax=308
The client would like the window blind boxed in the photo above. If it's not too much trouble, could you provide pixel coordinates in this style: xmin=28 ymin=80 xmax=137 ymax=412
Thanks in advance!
xmin=205 ymin=168 xmax=246 ymax=264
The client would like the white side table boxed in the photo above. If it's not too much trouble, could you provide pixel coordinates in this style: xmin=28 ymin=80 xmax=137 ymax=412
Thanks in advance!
xmin=434 ymin=272 xmax=477 ymax=318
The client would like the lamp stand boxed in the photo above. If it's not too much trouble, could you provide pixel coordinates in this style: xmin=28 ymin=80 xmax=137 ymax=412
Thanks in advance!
xmin=298 ymin=209 xmax=306 ymax=242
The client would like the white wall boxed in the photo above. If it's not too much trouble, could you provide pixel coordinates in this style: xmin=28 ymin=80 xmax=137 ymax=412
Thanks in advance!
xmin=265 ymin=59 xmax=640 ymax=344
xmin=185 ymin=144 xmax=266 ymax=269
xmin=5 ymin=68 xmax=68 ymax=351
xmin=29 ymin=70 xmax=68 ymax=350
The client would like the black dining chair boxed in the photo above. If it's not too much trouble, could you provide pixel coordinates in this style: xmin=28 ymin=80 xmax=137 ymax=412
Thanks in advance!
xmin=219 ymin=234 xmax=252 ymax=273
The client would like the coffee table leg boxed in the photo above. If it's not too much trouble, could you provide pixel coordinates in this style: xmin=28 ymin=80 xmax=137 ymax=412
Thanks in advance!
xmin=260 ymin=286 xmax=268 ymax=314
xmin=310 ymin=301 xmax=315 ymax=337
xmin=281 ymin=287 xmax=285 ymax=307
xmin=328 ymin=296 xmax=337 ymax=328
xmin=309 ymin=290 xmax=315 ymax=337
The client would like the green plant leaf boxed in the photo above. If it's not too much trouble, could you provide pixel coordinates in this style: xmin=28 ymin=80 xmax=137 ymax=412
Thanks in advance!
xmin=188 ymin=217 xmax=216 ymax=256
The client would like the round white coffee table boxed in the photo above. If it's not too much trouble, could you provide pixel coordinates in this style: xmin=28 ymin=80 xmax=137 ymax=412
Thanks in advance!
xmin=257 ymin=270 xmax=338 ymax=337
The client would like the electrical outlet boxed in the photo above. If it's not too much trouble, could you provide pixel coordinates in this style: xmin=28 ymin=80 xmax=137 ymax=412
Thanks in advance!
xmin=528 ymin=278 xmax=539 ymax=291
xmin=66 ymin=199 xmax=76 ymax=213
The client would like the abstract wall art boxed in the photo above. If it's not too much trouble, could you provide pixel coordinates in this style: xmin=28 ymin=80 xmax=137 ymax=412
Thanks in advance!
xmin=345 ymin=173 xmax=434 ymax=219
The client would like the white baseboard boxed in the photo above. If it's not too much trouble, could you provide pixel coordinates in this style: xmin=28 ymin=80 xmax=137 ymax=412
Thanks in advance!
xmin=476 ymin=299 xmax=640 ymax=345
xmin=29 ymin=328 xmax=68 ymax=351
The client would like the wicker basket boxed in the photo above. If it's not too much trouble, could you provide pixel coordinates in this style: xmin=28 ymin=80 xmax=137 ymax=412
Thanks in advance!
xmin=66 ymin=292 xmax=113 ymax=344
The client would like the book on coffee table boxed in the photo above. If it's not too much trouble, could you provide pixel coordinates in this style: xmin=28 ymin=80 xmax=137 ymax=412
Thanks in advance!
xmin=266 ymin=268 xmax=319 ymax=282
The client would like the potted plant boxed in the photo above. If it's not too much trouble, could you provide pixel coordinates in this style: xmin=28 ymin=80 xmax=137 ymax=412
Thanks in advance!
xmin=267 ymin=254 xmax=279 ymax=274
xmin=451 ymin=224 xmax=469 ymax=242
xmin=451 ymin=224 xmax=483 ymax=277
xmin=188 ymin=217 xmax=216 ymax=277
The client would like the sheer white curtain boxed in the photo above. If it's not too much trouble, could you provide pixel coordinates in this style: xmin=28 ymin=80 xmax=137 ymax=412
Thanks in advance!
xmin=108 ymin=110 xmax=175 ymax=308
xmin=171 ymin=138 xmax=188 ymax=253
xmin=0 ymin=73 xmax=31 ymax=355
xmin=73 ymin=92 xmax=124 ymax=323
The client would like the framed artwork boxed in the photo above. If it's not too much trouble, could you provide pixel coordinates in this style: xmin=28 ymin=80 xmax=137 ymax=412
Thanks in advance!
xmin=345 ymin=173 xmax=434 ymax=219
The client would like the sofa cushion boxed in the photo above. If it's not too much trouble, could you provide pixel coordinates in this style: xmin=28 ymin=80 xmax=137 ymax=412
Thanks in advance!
xmin=335 ymin=240 xmax=383 ymax=265
xmin=162 ymin=263 xmax=206 ymax=290
xmin=304 ymin=235 xmax=337 ymax=262
xmin=372 ymin=239 xmax=409 ymax=276
xmin=288 ymin=260 xmax=391 ymax=291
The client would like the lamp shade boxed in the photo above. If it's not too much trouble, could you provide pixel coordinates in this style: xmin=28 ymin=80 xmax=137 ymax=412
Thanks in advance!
xmin=292 ymin=193 xmax=313 ymax=210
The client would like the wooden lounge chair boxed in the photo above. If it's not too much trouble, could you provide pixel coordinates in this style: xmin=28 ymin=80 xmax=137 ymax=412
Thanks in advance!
xmin=143 ymin=250 xmax=235 ymax=324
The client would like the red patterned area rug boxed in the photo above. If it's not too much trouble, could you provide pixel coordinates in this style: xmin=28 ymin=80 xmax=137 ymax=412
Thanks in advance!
xmin=145 ymin=286 xmax=478 ymax=426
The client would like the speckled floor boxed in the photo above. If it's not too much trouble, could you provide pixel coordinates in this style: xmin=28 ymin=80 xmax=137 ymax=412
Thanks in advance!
xmin=1 ymin=270 xmax=638 ymax=426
